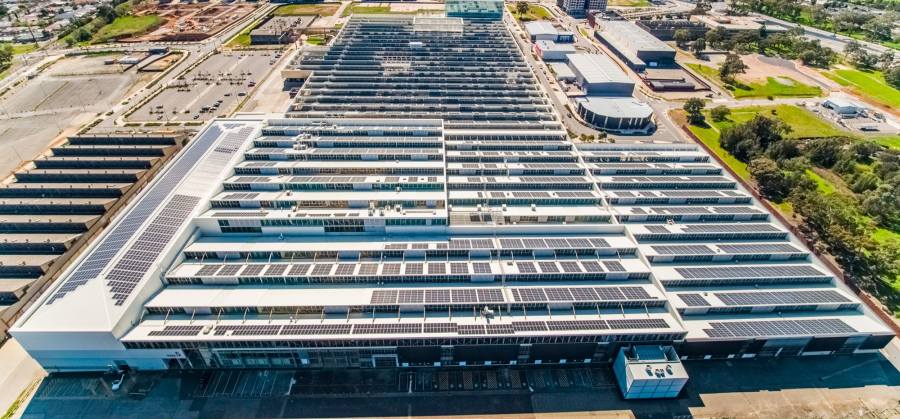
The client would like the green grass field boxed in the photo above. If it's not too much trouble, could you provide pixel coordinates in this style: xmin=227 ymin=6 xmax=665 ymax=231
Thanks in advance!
xmin=274 ymin=3 xmax=340 ymax=16
xmin=342 ymin=3 xmax=442 ymax=17
xmin=11 ymin=43 xmax=38 ymax=55
xmin=93 ymin=15 xmax=164 ymax=43
xmin=507 ymin=4 xmax=552 ymax=21
xmin=709 ymin=105 xmax=846 ymax=139
xmin=307 ymin=35 xmax=326 ymax=46
xmin=677 ymin=111 xmax=752 ymax=180
xmin=823 ymin=68 xmax=900 ymax=110
xmin=608 ymin=0 xmax=652 ymax=6
xmin=225 ymin=17 xmax=262 ymax=48
xmin=687 ymin=63 xmax=822 ymax=99
xmin=872 ymin=135 xmax=900 ymax=150
xmin=806 ymin=169 xmax=837 ymax=195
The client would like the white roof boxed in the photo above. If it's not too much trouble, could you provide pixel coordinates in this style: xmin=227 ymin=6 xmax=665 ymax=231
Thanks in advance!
xmin=577 ymin=97 xmax=653 ymax=119
xmin=535 ymin=40 xmax=576 ymax=53
xmin=825 ymin=93 xmax=866 ymax=110
xmin=567 ymin=53 xmax=632 ymax=85
xmin=525 ymin=21 xmax=558 ymax=37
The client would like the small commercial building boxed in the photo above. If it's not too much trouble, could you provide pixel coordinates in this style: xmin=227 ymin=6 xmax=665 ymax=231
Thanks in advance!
xmin=691 ymin=14 xmax=788 ymax=34
xmin=525 ymin=21 xmax=574 ymax=43
xmin=534 ymin=40 xmax=576 ymax=61
xmin=595 ymin=20 xmax=676 ymax=71
xmin=824 ymin=94 xmax=868 ymax=117
xmin=250 ymin=16 xmax=314 ymax=45
xmin=614 ymin=346 xmax=688 ymax=399
xmin=550 ymin=62 xmax=576 ymax=82
xmin=575 ymin=96 xmax=653 ymax=133
xmin=566 ymin=53 xmax=634 ymax=95
xmin=635 ymin=19 xmax=707 ymax=41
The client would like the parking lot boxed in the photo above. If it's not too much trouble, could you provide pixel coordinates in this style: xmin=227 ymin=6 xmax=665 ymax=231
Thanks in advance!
xmin=126 ymin=51 xmax=279 ymax=123
xmin=21 ymin=353 xmax=900 ymax=418
xmin=0 ymin=54 xmax=153 ymax=177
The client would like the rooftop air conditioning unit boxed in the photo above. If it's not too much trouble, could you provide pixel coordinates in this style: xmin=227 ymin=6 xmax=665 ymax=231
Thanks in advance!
xmin=531 ymin=204 xmax=536 ymax=212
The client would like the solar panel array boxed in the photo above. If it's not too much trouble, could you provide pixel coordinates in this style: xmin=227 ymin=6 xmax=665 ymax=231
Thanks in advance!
xmin=674 ymin=265 xmax=827 ymax=280
xmin=715 ymin=290 xmax=850 ymax=306
xmin=48 ymin=125 xmax=224 ymax=303
xmin=106 ymin=194 xmax=200 ymax=305
xmin=704 ymin=319 xmax=856 ymax=338
xmin=510 ymin=286 xmax=653 ymax=303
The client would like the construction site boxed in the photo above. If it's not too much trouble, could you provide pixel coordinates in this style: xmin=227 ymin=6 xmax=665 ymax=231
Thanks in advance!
xmin=121 ymin=1 xmax=257 ymax=43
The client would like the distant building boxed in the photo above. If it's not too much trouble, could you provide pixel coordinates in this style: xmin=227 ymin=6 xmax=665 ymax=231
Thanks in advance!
xmin=635 ymin=19 xmax=707 ymax=41
xmin=594 ymin=20 xmax=675 ymax=71
xmin=557 ymin=0 xmax=607 ymax=17
xmin=614 ymin=346 xmax=688 ymax=399
xmin=445 ymin=0 xmax=503 ymax=20
xmin=824 ymin=95 xmax=868 ymax=117
xmin=250 ymin=16 xmax=314 ymax=45
xmin=533 ymin=40 xmax=575 ymax=61
xmin=691 ymin=14 xmax=788 ymax=34
xmin=524 ymin=21 xmax=574 ymax=43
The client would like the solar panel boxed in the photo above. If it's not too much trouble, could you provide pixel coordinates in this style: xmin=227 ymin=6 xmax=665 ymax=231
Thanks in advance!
xmin=217 ymin=265 xmax=241 ymax=276
xmin=544 ymin=288 xmax=573 ymax=301
xmin=512 ymin=321 xmax=548 ymax=332
xmin=485 ymin=324 xmax=515 ymax=334
xmin=477 ymin=288 xmax=504 ymax=303
xmin=547 ymin=320 xmax=608 ymax=331
xmin=264 ymin=265 xmax=288 ymax=276
xmin=594 ymin=287 xmax=626 ymax=301
xmin=452 ymin=288 xmax=478 ymax=303
xmin=358 ymin=264 xmax=379 ymax=275
xmin=603 ymin=261 xmax=626 ymax=272
xmin=335 ymin=264 xmax=356 ymax=275
xmin=370 ymin=290 xmax=398 ymax=304
xmin=310 ymin=264 xmax=333 ymax=276
xmin=288 ymin=264 xmax=311 ymax=276
xmin=196 ymin=265 xmax=221 ymax=276
xmin=620 ymin=287 xmax=651 ymax=300
xmin=382 ymin=263 xmax=402 ymax=275
xmin=472 ymin=263 xmax=492 ymax=274
xmin=678 ymin=293 xmax=710 ymax=307
xmin=570 ymin=287 xmax=598 ymax=301
xmin=512 ymin=288 xmax=546 ymax=302
xmin=428 ymin=263 xmax=446 ymax=274
xmin=425 ymin=289 xmax=451 ymax=303
xmin=516 ymin=262 xmax=537 ymax=273
xmin=241 ymin=265 xmax=265 ymax=276
xmin=580 ymin=261 xmax=603 ymax=273
xmin=398 ymin=289 xmax=424 ymax=304
xmin=214 ymin=325 xmax=282 ymax=336
xmin=281 ymin=324 xmax=352 ymax=335
xmin=538 ymin=262 xmax=559 ymax=273
xmin=675 ymin=265 xmax=827 ymax=279
xmin=559 ymin=261 xmax=582 ymax=273
xmin=450 ymin=263 xmax=469 ymax=274
xmin=354 ymin=324 xmax=422 ymax=334
xmin=405 ymin=263 xmax=424 ymax=275
xmin=148 ymin=325 xmax=203 ymax=336
xmin=607 ymin=319 xmax=668 ymax=329
xmin=458 ymin=325 xmax=486 ymax=335
xmin=704 ymin=319 xmax=856 ymax=338
xmin=715 ymin=290 xmax=850 ymax=306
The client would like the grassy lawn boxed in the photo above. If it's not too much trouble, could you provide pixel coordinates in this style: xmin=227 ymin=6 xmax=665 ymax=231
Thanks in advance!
xmin=274 ymin=3 xmax=340 ymax=16
xmin=507 ymin=4 xmax=552 ymax=21
xmin=608 ymin=0 xmax=652 ymax=6
xmin=307 ymin=35 xmax=326 ymax=46
xmin=710 ymin=105 xmax=847 ymax=139
xmin=687 ymin=63 xmax=822 ymax=99
xmin=822 ymin=68 xmax=900 ymax=110
xmin=806 ymin=169 xmax=837 ymax=195
xmin=226 ymin=17 xmax=261 ymax=48
xmin=93 ymin=15 xmax=164 ymax=43
xmin=342 ymin=3 xmax=442 ymax=17
xmin=12 ymin=43 xmax=38 ymax=55
xmin=871 ymin=135 xmax=900 ymax=150
xmin=675 ymin=110 xmax=752 ymax=180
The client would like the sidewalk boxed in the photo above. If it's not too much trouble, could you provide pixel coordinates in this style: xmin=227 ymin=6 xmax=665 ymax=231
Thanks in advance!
xmin=0 ymin=339 xmax=46 ymax=418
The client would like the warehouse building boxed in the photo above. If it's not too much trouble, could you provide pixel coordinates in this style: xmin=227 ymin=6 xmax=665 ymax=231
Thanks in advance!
xmin=12 ymin=15 xmax=893 ymax=379
xmin=534 ymin=40 xmax=576 ymax=61
xmin=594 ymin=20 xmax=676 ymax=71
xmin=250 ymin=16 xmax=314 ymax=45
xmin=566 ymin=53 xmax=634 ymax=95
xmin=525 ymin=21 xmax=574 ymax=43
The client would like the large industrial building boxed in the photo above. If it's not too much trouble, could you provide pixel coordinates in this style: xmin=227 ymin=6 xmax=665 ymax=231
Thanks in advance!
xmin=11 ymin=14 xmax=893 ymax=374
xmin=566 ymin=53 xmax=634 ymax=95
xmin=594 ymin=20 xmax=676 ymax=71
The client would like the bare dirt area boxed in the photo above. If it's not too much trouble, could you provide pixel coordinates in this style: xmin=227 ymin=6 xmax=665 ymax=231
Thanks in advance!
xmin=124 ymin=2 xmax=256 ymax=42
xmin=737 ymin=54 xmax=832 ymax=89
xmin=0 ymin=54 xmax=155 ymax=177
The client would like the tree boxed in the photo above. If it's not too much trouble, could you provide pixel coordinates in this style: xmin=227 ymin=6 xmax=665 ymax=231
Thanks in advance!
xmin=718 ymin=53 xmax=747 ymax=83
xmin=719 ymin=115 xmax=791 ymax=162
xmin=748 ymin=157 xmax=793 ymax=201
xmin=673 ymin=29 xmax=692 ymax=48
xmin=705 ymin=27 xmax=728 ymax=50
xmin=515 ymin=1 xmax=529 ymax=17
xmin=690 ymin=37 xmax=706 ymax=57
xmin=683 ymin=98 xmax=706 ymax=125
xmin=886 ymin=66 xmax=900 ymax=90
xmin=879 ymin=51 xmax=895 ymax=71
xmin=690 ymin=0 xmax=711 ymax=15
xmin=806 ymin=137 xmax=845 ymax=168
xmin=0 ymin=44 xmax=12 ymax=69
xmin=710 ymin=105 xmax=730 ymax=122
